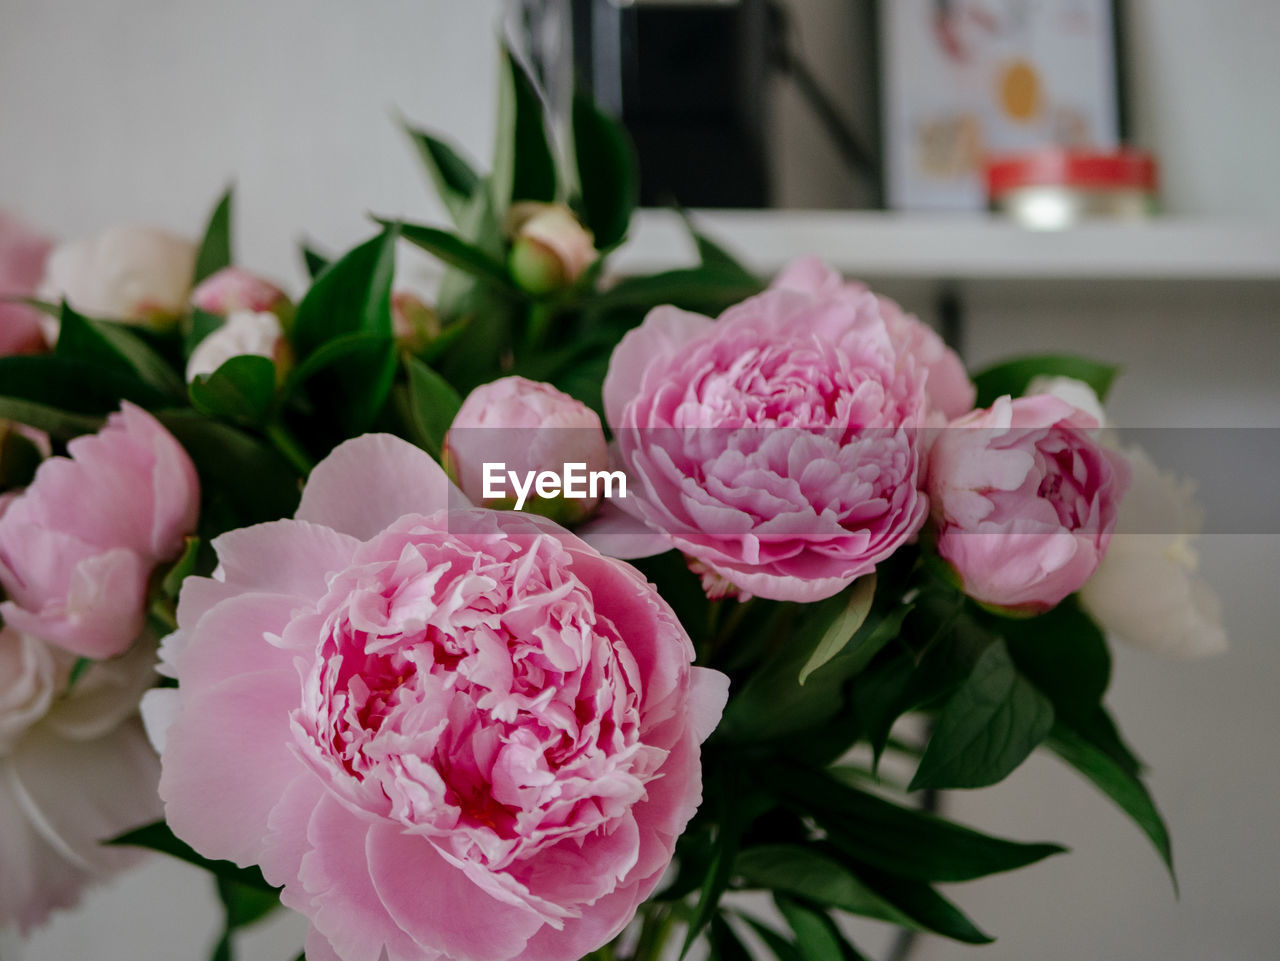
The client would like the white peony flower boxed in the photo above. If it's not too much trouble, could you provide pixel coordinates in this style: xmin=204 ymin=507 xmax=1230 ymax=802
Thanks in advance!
xmin=38 ymin=224 xmax=195 ymax=330
xmin=1026 ymin=375 xmax=1108 ymax=426
xmin=0 ymin=626 xmax=162 ymax=934
xmin=1080 ymin=445 xmax=1228 ymax=658
xmin=185 ymin=309 xmax=285 ymax=382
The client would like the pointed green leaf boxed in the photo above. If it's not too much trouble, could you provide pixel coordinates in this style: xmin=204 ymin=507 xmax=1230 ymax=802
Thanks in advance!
xmin=910 ymin=640 xmax=1054 ymax=790
xmin=107 ymin=821 xmax=277 ymax=893
xmin=189 ymin=355 xmax=276 ymax=424
xmin=586 ymin=266 xmax=763 ymax=313
xmin=194 ymin=187 xmax=234 ymax=285
xmin=571 ymin=92 xmax=637 ymax=248
xmin=736 ymin=914 xmax=806 ymax=961
xmin=800 ymin=574 xmax=877 ymax=684
xmin=285 ymin=331 xmax=397 ymax=439
xmin=972 ymin=354 xmax=1120 ymax=407
xmin=852 ymin=868 xmax=994 ymax=945
xmin=293 ymin=227 xmax=397 ymax=358
xmin=492 ymin=47 xmax=557 ymax=208
xmin=775 ymin=897 xmax=850 ymax=961
xmin=404 ymin=124 xmax=482 ymax=225
xmin=683 ymin=214 xmax=759 ymax=285
xmin=395 ymin=221 xmax=516 ymax=290
xmin=0 ymin=398 xmax=102 ymax=440
xmin=301 ymin=243 xmax=330 ymax=280
xmin=55 ymin=305 xmax=185 ymax=400
xmin=403 ymin=355 xmax=462 ymax=460
xmin=1000 ymin=597 xmax=1111 ymax=725
xmin=1049 ymin=722 xmax=1175 ymax=883
xmin=770 ymin=764 xmax=1064 ymax=882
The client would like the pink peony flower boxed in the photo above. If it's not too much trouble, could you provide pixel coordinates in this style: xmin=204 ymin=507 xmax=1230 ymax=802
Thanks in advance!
xmin=444 ymin=376 xmax=610 ymax=523
xmin=190 ymin=266 xmax=288 ymax=316
xmin=0 ymin=211 xmax=53 ymax=356
xmin=0 ymin=403 xmax=200 ymax=658
xmin=0 ymin=625 xmax=162 ymax=934
xmin=926 ymin=394 xmax=1130 ymax=613
xmin=771 ymin=257 xmax=975 ymax=421
xmin=145 ymin=433 xmax=727 ymax=961
xmin=599 ymin=258 xmax=932 ymax=602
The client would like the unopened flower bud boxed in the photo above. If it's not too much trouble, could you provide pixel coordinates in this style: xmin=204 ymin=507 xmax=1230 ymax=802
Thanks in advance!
xmin=391 ymin=290 xmax=441 ymax=353
xmin=443 ymin=376 xmax=609 ymax=524
xmin=191 ymin=267 xmax=288 ymax=317
xmin=506 ymin=203 xmax=597 ymax=295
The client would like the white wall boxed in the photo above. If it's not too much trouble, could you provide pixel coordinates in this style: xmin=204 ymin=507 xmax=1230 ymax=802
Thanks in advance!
xmin=2 ymin=2 xmax=1278 ymax=960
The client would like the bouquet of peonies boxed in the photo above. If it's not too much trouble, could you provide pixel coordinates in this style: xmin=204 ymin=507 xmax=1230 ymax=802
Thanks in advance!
xmin=0 ymin=48 xmax=1224 ymax=961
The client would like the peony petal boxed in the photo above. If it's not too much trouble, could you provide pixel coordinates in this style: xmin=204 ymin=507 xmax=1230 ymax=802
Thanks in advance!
xmin=574 ymin=497 xmax=671 ymax=560
xmin=211 ymin=520 xmax=361 ymax=598
xmin=688 ymin=667 xmax=730 ymax=743
xmin=0 ymin=764 xmax=87 ymax=934
xmin=159 ymin=672 xmax=302 ymax=866
xmin=602 ymin=306 xmax=713 ymax=429
xmin=366 ymin=823 xmax=543 ymax=961
xmin=297 ymin=434 xmax=466 ymax=540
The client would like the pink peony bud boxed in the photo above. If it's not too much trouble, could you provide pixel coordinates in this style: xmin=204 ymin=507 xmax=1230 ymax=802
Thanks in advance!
xmin=39 ymin=224 xmax=196 ymax=329
xmin=390 ymin=289 xmax=441 ymax=353
xmin=507 ymin=203 xmax=597 ymax=294
xmin=926 ymin=394 xmax=1130 ymax=613
xmin=0 ymin=403 xmax=200 ymax=658
xmin=443 ymin=376 xmax=609 ymax=523
xmin=185 ymin=310 xmax=289 ymax=383
xmin=0 ymin=211 xmax=53 ymax=356
xmin=190 ymin=266 xmax=288 ymax=316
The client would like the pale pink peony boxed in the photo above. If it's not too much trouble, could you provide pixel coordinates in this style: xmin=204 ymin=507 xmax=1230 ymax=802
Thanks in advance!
xmin=444 ymin=376 xmax=610 ymax=522
xmin=0 ymin=625 xmax=161 ymax=934
xmin=190 ymin=266 xmax=287 ymax=316
xmin=771 ymin=257 xmax=975 ymax=420
xmin=145 ymin=433 xmax=727 ymax=961
xmin=598 ymin=258 xmax=932 ymax=602
xmin=0 ymin=403 xmax=200 ymax=658
xmin=0 ymin=211 xmax=53 ymax=356
xmin=927 ymin=394 xmax=1130 ymax=613
xmin=39 ymin=224 xmax=196 ymax=327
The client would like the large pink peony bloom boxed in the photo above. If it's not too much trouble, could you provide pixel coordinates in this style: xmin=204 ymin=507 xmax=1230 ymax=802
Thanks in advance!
xmin=0 ymin=403 xmax=200 ymax=658
xmin=927 ymin=394 xmax=1130 ymax=613
xmin=146 ymin=433 xmax=728 ymax=961
xmin=0 ymin=625 xmax=161 ymax=934
xmin=599 ymin=258 xmax=932 ymax=603
xmin=0 ymin=211 xmax=53 ymax=356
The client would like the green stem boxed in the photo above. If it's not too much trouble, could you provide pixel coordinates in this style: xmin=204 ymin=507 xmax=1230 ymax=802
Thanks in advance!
xmin=523 ymin=301 xmax=557 ymax=354
xmin=265 ymin=421 xmax=315 ymax=476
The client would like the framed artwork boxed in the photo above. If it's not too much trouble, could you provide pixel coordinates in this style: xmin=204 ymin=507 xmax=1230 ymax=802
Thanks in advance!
xmin=879 ymin=0 xmax=1125 ymax=210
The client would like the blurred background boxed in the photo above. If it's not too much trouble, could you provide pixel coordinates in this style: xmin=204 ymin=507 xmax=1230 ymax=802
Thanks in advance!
xmin=1 ymin=1 xmax=1277 ymax=959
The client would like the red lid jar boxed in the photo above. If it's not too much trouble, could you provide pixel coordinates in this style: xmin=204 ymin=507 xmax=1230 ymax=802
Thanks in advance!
xmin=985 ymin=149 xmax=1159 ymax=229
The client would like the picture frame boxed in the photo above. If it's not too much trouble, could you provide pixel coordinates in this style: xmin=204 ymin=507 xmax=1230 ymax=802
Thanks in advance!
xmin=877 ymin=0 xmax=1127 ymax=211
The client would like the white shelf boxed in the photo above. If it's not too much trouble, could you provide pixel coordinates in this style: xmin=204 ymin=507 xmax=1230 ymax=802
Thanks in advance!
xmin=615 ymin=210 xmax=1280 ymax=283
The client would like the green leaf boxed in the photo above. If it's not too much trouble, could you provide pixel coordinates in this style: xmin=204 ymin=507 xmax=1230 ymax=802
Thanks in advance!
xmin=107 ymin=821 xmax=278 ymax=893
xmin=285 ymin=331 xmax=397 ymax=439
xmin=0 ymin=354 xmax=168 ymax=414
xmin=492 ymin=47 xmax=557 ymax=208
xmin=587 ymin=266 xmax=763 ymax=313
xmin=301 ymin=243 xmax=330 ymax=280
xmin=293 ymin=227 xmax=397 ymax=359
xmin=910 ymin=640 xmax=1055 ymax=790
xmin=720 ymin=592 xmax=912 ymax=743
xmin=189 ymin=355 xmax=276 ymax=425
xmin=55 ymin=305 xmax=185 ymax=400
xmin=800 ymin=574 xmax=877 ymax=685
xmin=972 ymin=354 xmax=1120 ymax=407
xmin=999 ymin=597 xmax=1111 ymax=725
xmin=217 ymin=876 xmax=280 ymax=929
xmin=1049 ymin=722 xmax=1175 ymax=882
xmin=161 ymin=536 xmax=202 ymax=600
xmin=709 ymin=915 xmax=755 ymax=961
xmin=775 ymin=897 xmax=850 ymax=961
xmin=735 ymin=846 xmax=920 ymax=930
xmin=396 ymin=221 xmax=516 ymax=290
xmin=194 ymin=187 xmax=234 ymax=285
xmin=0 ymin=400 xmax=100 ymax=442
xmin=683 ymin=214 xmax=760 ymax=285
xmin=736 ymin=914 xmax=805 ymax=961
xmin=851 ymin=868 xmax=994 ymax=945
xmin=770 ymin=764 xmax=1065 ymax=882
xmin=571 ymin=92 xmax=637 ymax=248
xmin=404 ymin=124 xmax=482 ymax=225
xmin=402 ymin=355 xmax=462 ymax=460
xmin=157 ymin=410 xmax=302 ymax=526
